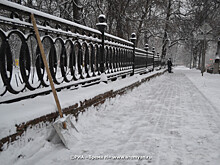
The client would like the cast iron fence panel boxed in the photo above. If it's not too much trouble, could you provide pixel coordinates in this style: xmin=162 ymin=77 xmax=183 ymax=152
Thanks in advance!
xmin=0 ymin=1 xmax=161 ymax=101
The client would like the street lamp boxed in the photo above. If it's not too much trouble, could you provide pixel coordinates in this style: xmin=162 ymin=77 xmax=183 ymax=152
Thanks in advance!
xmin=152 ymin=47 xmax=155 ymax=71
xmin=145 ymin=43 xmax=149 ymax=69
xmin=130 ymin=33 xmax=136 ymax=75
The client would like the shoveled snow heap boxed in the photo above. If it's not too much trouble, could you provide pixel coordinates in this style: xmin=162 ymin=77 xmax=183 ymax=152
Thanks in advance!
xmin=0 ymin=69 xmax=164 ymax=140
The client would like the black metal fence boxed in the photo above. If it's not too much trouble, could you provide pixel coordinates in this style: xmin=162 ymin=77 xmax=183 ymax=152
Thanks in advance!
xmin=0 ymin=1 xmax=162 ymax=99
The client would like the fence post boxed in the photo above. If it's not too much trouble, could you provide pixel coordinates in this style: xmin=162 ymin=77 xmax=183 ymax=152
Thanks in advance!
xmin=96 ymin=15 xmax=107 ymax=82
xmin=145 ymin=43 xmax=149 ymax=69
xmin=157 ymin=52 xmax=161 ymax=68
xmin=152 ymin=47 xmax=155 ymax=71
xmin=157 ymin=52 xmax=160 ymax=67
xmin=130 ymin=33 xmax=136 ymax=75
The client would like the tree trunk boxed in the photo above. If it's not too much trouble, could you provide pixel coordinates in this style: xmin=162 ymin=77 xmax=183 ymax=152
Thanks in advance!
xmin=136 ymin=0 xmax=150 ymax=47
xmin=72 ymin=0 xmax=81 ymax=23
xmin=161 ymin=0 xmax=172 ymax=59
xmin=198 ymin=43 xmax=203 ymax=69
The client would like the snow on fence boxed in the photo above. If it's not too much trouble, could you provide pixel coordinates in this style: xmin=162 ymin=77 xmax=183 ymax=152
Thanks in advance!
xmin=0 ymin=1 xmax=162 ymax=101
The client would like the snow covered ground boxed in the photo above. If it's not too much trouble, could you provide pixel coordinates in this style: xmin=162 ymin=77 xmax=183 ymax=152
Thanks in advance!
xmin=0 ymin=69 xmax=164 ymax=140
xmin=0 ymin=66 xmax=220 ymax=165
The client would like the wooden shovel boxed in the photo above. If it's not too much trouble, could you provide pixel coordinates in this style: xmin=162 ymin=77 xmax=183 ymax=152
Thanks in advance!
xmin=30 ymin=13 xmax=67 ymax=129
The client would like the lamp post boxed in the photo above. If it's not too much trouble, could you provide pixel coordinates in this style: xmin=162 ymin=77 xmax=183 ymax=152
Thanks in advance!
xmin=145 ymin=43 xmax=149 ymax=69
xmin=130 ymin=33 xmax=136 ymax=75
xmin=96 ymin=15 xmax=107 ymax=82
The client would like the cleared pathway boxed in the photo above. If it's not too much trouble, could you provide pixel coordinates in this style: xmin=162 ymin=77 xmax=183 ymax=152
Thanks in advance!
xmin=1 ymin=68 xmax=220 ymax=165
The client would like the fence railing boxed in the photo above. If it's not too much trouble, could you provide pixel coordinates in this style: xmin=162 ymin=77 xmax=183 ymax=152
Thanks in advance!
xmin=0 ymin=1 xmax=162 ymax=100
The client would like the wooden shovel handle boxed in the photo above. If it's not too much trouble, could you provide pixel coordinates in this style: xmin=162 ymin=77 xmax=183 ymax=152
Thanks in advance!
xmin=30 ymin=13 xmax=66 ymax=129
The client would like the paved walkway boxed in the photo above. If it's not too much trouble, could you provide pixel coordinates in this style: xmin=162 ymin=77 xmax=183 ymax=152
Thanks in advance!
xmin=1 ymin=68 xmax=220 ymax=165
xmin=133 ymin=70 xmax=220 ymax=165
xmin=70 ymin=69 xmax=220 ymax=165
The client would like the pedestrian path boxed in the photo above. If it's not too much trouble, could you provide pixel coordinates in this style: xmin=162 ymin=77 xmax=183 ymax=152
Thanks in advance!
xmin=1 ymin=67 xmax=220 ymax=165
xmin=88 ymin=68 xmax=220 ymax=165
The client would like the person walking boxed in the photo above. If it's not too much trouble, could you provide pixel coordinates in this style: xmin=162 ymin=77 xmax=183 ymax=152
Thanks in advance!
xmin=167 ymin=58 xmax=173 ymax=73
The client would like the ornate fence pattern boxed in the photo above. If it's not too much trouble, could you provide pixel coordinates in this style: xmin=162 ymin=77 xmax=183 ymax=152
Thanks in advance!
xmin=0 ymin=1 xmax=162 ymax=100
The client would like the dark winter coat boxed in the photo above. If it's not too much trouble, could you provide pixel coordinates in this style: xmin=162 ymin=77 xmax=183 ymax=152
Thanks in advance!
xmin=167 ymin=60 xmax=172 ymax=67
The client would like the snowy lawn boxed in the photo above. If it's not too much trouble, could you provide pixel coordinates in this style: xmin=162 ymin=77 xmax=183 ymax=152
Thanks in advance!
xmin=0 ymin=66 xmax=220 ymax=165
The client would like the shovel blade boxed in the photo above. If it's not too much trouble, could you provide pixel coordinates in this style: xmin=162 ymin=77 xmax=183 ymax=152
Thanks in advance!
xmin=53 ymin=115 xmax=79 ymax=149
